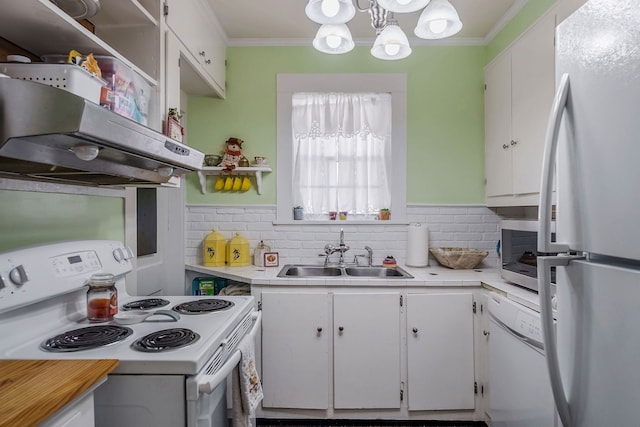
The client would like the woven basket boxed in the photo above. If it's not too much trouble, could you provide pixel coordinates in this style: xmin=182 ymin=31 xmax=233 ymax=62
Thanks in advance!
xmin=429 ymin=247 xmax=489 ymax=269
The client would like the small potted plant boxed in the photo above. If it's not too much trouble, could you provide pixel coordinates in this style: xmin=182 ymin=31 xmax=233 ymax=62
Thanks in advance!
xmin=379 ymin=208 xmax=390 ymax=220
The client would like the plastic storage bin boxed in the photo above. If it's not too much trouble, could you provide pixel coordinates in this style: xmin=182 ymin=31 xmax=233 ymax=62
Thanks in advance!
xmin=94 ymin=55 xmax=151 ymax=125
xmin=0 ymin=63 xmax=105 ymax=104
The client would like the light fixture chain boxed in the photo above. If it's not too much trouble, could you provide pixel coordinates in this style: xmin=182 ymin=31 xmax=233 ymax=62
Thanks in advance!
xmin=368 ymin=1 xmax=388 ymax=32
xmin=353 ymin=0 xmax=373 ymax=13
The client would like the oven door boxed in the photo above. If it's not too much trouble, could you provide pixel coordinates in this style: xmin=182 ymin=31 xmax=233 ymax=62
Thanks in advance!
xmin=186 ymin=310 xmax=262 ymax=427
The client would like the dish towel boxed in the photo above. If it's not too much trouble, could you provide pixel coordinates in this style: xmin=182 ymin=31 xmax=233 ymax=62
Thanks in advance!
xmin=232 ymin=334 xmax=263 ymax=427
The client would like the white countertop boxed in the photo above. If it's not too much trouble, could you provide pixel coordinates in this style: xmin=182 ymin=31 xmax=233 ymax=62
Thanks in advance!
xmin=185 ymin=263 xmax=542 ymax=312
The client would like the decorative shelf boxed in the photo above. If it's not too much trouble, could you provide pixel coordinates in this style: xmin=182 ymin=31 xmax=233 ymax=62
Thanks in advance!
xmin=197 ymin=166 xmax=272 ymax=195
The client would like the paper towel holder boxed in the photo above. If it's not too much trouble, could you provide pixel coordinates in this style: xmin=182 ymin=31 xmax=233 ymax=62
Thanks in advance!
xmin=406 ymin=223 xmax=429 ymax=267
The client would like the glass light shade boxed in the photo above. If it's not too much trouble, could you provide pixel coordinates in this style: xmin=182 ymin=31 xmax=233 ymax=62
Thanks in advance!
xmin=313 ymin=24 xmax=355 ymax=54
xmin=305 ymin=0 xmax=356 ymax=24
xmin=377 ymin=0 xmax=430 ymax=14
xmin=414 ymin=0 xmax=462 ymax=39
xmin=370 ymin=24 xmax=411 ymax=60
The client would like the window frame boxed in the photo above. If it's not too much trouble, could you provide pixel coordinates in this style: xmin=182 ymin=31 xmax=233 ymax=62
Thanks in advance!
xmin=276 ymin=73 xmax=407 ymax=223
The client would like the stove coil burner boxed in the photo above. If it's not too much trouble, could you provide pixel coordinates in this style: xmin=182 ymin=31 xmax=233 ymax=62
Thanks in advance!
xmin=172 ymin=299 xmax=235 ymax=314
xmin=41 ymin=325 xmax=133 ymax=352
xmin=132 ymin=328 xmax=200 ymax=352
xmin=122 ymin=298 xmax=170 ymax=311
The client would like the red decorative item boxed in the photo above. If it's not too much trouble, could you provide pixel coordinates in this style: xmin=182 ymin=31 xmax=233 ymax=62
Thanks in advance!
xmin=166 ymin=117 xmax=184 ymax=143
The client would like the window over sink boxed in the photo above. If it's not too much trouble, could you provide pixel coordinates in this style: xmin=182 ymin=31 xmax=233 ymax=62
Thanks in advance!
xmin=276 ymin=74 xmax=407 ymax=223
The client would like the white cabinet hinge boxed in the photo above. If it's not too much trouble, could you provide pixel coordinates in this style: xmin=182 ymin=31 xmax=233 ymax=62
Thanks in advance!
xmin=400 ymin=381 xmax=404 ymax=401
xmin=163 ymin=2 xmax=169 ymax=16
xmin=400 ymin=295 xmax=403 ymax=307
xmin=472 ymin=301 xmax=477 ymax=314
xmin=474 ymin=381 xmax=478 ymax=394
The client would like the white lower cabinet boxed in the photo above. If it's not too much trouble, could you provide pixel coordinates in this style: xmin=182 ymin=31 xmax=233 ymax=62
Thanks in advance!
xmin=258 ymin=287 xmax=480 ymax=419
xmin=333 ymin=292 xmax=401 ymax=409
xmin=261 ymin=291 xmax=330 ymax=409
xmin=406 ymin=292 xmax=475 ymax=411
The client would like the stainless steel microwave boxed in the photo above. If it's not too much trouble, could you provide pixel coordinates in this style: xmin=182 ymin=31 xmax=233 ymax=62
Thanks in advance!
xmin=500 ymin=219 xmax=556 ymax=292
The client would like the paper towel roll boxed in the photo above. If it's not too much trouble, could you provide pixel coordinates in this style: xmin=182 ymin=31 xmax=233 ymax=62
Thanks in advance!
xmin=406 ymin=223 xmax=429 ymax=267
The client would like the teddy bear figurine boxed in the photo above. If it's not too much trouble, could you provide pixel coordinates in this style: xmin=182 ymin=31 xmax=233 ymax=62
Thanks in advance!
xmin=219 ymin=137 xmax=244 ymax=172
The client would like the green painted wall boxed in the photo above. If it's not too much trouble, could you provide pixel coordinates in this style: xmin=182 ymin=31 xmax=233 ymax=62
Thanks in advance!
xmin=0 ymin=1 xmax=561 ymax=251
xmin=186 ymin=45 xmax=487 ymax=205
xmin=0 ymin=190 xmax=124 ymax=252
xmin=486 ymin=0 xmax=557 ymax=63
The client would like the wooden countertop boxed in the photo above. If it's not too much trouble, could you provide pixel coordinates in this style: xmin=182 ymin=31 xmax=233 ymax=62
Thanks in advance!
xmin=0 ymin=359 xmax=118 ymax=427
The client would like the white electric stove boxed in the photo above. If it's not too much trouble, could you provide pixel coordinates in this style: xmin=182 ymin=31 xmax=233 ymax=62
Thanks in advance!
xmin=0 ymin=240 xmax=260 ymax=427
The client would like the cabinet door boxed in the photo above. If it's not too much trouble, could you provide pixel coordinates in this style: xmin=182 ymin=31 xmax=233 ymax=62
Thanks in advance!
xmin=511 ymin=12 xmax=556 ymax=195
xmin=165 ymin=0 xmax=225 ymax=97
xmin=484 ymin=52 xmax=513 ymax=198
xmin=261 ymin=292 xmax=330 ymax=409
xmin=333 ymin=292 xmax=401 ymax=409
xmin=406 ymin=293 xmax=475 ymax=410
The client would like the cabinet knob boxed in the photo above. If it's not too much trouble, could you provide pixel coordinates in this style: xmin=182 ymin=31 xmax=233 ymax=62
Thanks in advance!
xmin=510 ymin=140 xmax=518 ymax=146
xmin=199 ymin=51 xmax=206 ymax=56
xmin=412 ymin=327 xmax=418 ymax=334
xmin=338 ymin=326 xmax=344 ymax=332
xmin=483 ymin=330 xmax=490 ymax=337
xmin=205 ymin=59 xmax=211 ymax=64
xmin=317 ymin=327 xmax=323 ymax=333
xmin=502 ymin=144 xmax=509 ymax=149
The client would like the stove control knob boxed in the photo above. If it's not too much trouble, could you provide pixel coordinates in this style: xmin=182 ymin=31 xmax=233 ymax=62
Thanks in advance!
xmin=9 ymin=264 xmax=29 ymax=286
xmin=113 ymin=248 xmax=125 ymax=262
xmin=122 ymin=247 xmax=134 ymax=260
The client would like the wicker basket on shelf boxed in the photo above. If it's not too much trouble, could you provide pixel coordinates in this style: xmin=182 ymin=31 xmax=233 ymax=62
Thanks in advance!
xmin=429 ymin=247 xmax=489 ymax=269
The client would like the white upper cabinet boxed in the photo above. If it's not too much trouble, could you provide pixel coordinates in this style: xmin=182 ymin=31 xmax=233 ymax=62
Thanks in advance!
xmin=165 ymin=0 xmax=226 ymax=97
xmin=0 ymin=0 xmax=160 ymax=86
xmin=0 ymin=0 xmax=161 ymax=130
xmin=484 ymin=11 xmax=556 ymax=207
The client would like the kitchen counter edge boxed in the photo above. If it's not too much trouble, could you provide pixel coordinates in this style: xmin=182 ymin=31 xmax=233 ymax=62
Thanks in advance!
xmin=0 ymin=359 xmax=119 ymax=427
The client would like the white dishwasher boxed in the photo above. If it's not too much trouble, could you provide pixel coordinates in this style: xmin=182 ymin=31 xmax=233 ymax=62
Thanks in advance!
xmin=488 ymin=293 xmax=558 ymax=427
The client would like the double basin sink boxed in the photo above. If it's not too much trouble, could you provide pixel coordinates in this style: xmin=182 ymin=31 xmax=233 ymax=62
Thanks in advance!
xmin=277 ymin=264 xmax=414 ymax=279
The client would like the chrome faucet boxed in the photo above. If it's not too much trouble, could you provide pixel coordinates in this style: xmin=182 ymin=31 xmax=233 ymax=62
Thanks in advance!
xmin=364 ymin=246 xmax=373 ymax=266
xmin=319 ymin=228 xmax=350 ymax=266
xmin=355 ymin=246 xmax=374 ymax=267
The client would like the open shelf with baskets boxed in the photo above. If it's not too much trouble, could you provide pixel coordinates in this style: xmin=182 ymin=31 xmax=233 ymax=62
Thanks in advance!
xmin=197 ymin=166 xmax=272 ymax=195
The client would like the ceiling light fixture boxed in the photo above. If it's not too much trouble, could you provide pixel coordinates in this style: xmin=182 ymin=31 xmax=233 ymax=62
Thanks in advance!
xmin=305 ymin=0 xmax=462 ymax=60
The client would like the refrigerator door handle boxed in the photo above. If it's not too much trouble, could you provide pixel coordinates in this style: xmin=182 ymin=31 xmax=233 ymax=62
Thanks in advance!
xmin=538 ymin=73 xmax=571 ymax=253
xmin=538 ymin=254 xmax=584 ymax=427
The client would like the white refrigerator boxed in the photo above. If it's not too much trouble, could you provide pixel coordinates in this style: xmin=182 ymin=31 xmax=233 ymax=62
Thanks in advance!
xmin=537 ymin=1 xmax=640 ymax=427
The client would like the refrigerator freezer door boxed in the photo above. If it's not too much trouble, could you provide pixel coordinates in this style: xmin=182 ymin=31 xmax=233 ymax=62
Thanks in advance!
xmin=555 ymin=0 xmax=640 ymax=259
xmin=555 ymin=259 xmax=640 ymax=427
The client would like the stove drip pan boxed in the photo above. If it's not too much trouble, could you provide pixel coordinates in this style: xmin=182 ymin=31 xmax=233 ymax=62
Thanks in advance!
xmin=132 ymin=328 xmax=200 ymax=352
xmin=122 ymin=298 xmax=170 ymax=310
xmin=172 ymin=299 xmax=234 ymax=314
xmin=41 ymin=325 xmax=133 ymax=352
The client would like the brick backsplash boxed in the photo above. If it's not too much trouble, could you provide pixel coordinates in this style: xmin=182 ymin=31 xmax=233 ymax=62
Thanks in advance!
xmin=185 ymin=205 xmax=500 ymax=268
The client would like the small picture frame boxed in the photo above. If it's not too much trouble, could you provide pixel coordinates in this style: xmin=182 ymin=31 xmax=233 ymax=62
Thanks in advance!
xmin=263 ymin=252 xmax=279 ymax=267
xmin=166 ymin=117 xmax=184 ymax=143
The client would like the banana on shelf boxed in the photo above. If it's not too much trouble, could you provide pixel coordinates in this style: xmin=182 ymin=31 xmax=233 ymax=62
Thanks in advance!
xmin=213 ymin=174 xmax=252 ymax=192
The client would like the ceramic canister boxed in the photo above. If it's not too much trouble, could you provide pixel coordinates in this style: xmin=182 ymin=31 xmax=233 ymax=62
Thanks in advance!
xmin=203 ymin=229 xmax=226 ymax=266
xmin=254 ymin=240 xmax=271 ymax=267
xmin=227 ymin=232 xmax=250 ymax=266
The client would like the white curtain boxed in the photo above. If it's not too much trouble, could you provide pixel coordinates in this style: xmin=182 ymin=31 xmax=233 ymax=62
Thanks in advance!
xmin=291 ymin=92 xmax=392 ymax=218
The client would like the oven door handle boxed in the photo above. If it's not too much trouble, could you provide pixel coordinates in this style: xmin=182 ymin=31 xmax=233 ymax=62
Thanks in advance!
xmin=197 ymin=310 xmax=262 ymax=395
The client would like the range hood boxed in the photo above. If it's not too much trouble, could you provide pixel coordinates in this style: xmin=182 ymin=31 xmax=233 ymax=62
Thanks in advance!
xmin=0 ymin=78 xmax=203 ymax=186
